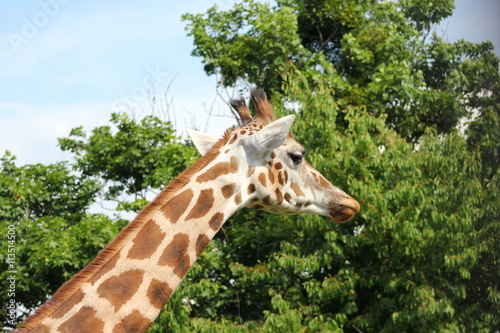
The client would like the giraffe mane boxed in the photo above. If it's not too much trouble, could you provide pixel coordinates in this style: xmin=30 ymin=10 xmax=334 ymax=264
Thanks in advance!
xmin=17 ymin=130 xmax=233 ymax=332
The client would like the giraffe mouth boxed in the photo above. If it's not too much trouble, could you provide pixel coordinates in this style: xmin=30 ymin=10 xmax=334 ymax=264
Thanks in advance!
xmin=328 ymin=199 xmax=360 ymax=222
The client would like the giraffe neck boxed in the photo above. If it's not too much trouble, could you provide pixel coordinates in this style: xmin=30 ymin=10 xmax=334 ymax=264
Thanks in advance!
xmin=20 ymin=136 xmax=249 ymax=333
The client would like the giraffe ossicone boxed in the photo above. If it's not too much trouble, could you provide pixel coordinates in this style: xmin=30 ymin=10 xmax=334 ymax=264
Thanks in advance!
xmin=17 ymin=89 xmax=360 ymax=333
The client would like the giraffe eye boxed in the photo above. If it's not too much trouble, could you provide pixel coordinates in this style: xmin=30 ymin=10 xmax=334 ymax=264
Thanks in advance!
xmin=288 ymin=153 xmax=303 ymax=165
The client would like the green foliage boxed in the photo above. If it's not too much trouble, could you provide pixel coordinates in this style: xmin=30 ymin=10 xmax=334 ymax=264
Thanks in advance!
xmin=183 ymin=0 xmax=307 ymax=90
xmin=147 ymin=87 xmax=498 ymax=331
xmin=183 ymin=0 xmax=496 ymax=144
xmin=0 ymin=112 xmax=195 ymax=327
xmin=0 ymin=153 xmax=125 ymax=325
xmin=2 ymin=1 xmax=498 ymax=331
xmin=0 ymin=152 xmax=99 ymax=224
xmin=164 ymin=0 xmax=500 ymax=331
xmin=58 ymin=112 xmax=196 ymax=212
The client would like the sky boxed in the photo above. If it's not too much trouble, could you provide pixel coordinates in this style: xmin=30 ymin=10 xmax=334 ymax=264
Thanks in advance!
xmin=1 ymin=0 xmax=499 ymax=167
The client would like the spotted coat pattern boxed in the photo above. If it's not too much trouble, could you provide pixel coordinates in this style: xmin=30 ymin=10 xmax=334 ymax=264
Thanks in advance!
xmin=18 ymin=89 xmax=359 ymax=333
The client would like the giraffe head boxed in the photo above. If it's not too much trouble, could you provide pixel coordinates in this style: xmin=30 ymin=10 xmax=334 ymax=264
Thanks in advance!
xmin=188 ymin=89 xmax=360 ymax=222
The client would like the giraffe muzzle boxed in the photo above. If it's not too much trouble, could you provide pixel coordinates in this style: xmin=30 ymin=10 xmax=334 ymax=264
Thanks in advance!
xmin=328 ymin=197 xmax=360 ymax=222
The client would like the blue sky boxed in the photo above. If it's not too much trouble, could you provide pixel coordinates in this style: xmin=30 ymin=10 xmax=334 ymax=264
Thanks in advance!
xmin=1 ymin=0 xmax=499 ymax=166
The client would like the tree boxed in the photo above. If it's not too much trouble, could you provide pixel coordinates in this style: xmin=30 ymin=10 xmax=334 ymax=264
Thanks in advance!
xmin=0 ymin=112 xmax=197 ymax=328
xmin=0 ymin=152 xmax=123 ymax=327
xmin=58 ymin=112 xmax=197 ymax=212
xmin=164 ymin=0 xmax=500 ymax=331
xmin=3 ymin=1 xmax=498 ymax=330
xmin=146 ymin=78 xmax=498 ymax=332
xmin=182 ymin=0 xmax=495 ymax=143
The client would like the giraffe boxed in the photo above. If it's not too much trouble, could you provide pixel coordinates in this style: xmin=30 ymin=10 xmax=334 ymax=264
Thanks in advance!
xmin=17 ymin=89 xmax=360 ymax=333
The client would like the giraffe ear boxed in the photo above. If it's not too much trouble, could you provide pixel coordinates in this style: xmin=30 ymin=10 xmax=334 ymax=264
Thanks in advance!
xmin=247 ymin=115 xmax=295 ymax=152
xmin=186 ymin=129 xmax=218 ymax=156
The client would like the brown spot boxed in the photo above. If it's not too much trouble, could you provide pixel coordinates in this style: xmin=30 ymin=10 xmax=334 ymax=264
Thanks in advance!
xmin=147 ymin=279 xmax=173 ymax=309
xmin=88 ymin=252 xmax=121 ymax=285
xmin=275 ymin=189 xmax=283 ymax=204
xmin=284 ymin=192 xmax=292 ymax=203
xmin=274 ymin=162 xmax=283 ymax=170
xmin=158 ymin=233 xmax=190 ymax=277
xmin=305 ymin=200 xmax=312 ymax=207
xmin=263 ymin=195 xmax=271 ymax=205
xmin=221 ymin=183 xmax=236 ymax=198
xmin=317 ymin=174 xmax=331 ymax=187
xmin=240 ymin=130 xmax=246 ymax=135
xmin=196 ymin=156 xmax=240 ymax=183
xmin=224 ymin=149 xmax=230 ymax=154
xmin=247 ymin=183 xmax=256 ymax=194
xmin=176 ymin=257 xmax=190 ymax=278
xmin=247 ymin=166 xmax=256 ymax=177
xmin=258 ymin=173 xmax=267 ymax=187
xmin=186 ymin=189 xmax=214 ymax=220
xmin=291 ymin=183 xmax=305 ymax=197
xmin=268 ymin=170 xmax=275 ymax=184
xmin=270 ymin=152 xmax=276 ymax=159
xmin=228 ymin=134 xmax=238 ymax=145
xmin=234 ymin=192 xmax=242 ymax=205
xmin=203 ymin=150 xmax=221 ymax=167
xmin=295 ymin=203 xmax=303 ymax=209
xmin=112 ymin=310 xmax=151 ymax=333
xmin=58 ymin=306 xmax=104 ymax=333
xmin=208 ymin=212 xmax=224 ymax=231
xmin=277 ymin=172 xmax=285 ymax=185
xmin=31 ymin=326 xmax=49 ymax=333
xmin=284 ymin=170 xmax=289 ymax=184
xmin=160 ymin=189 xmax=194 ymax=223
xmin=195 ymin=234 xmax=210 ymax=256
xmin=97 ymin=269 xmax=144 ymax=312
xmin=50 ymin=289 xmax=85 ymax=319
xmin=253 ymin=204 xmax=264 ymax=210
xmin=127 ymin=219 xmax=166 ymax=260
